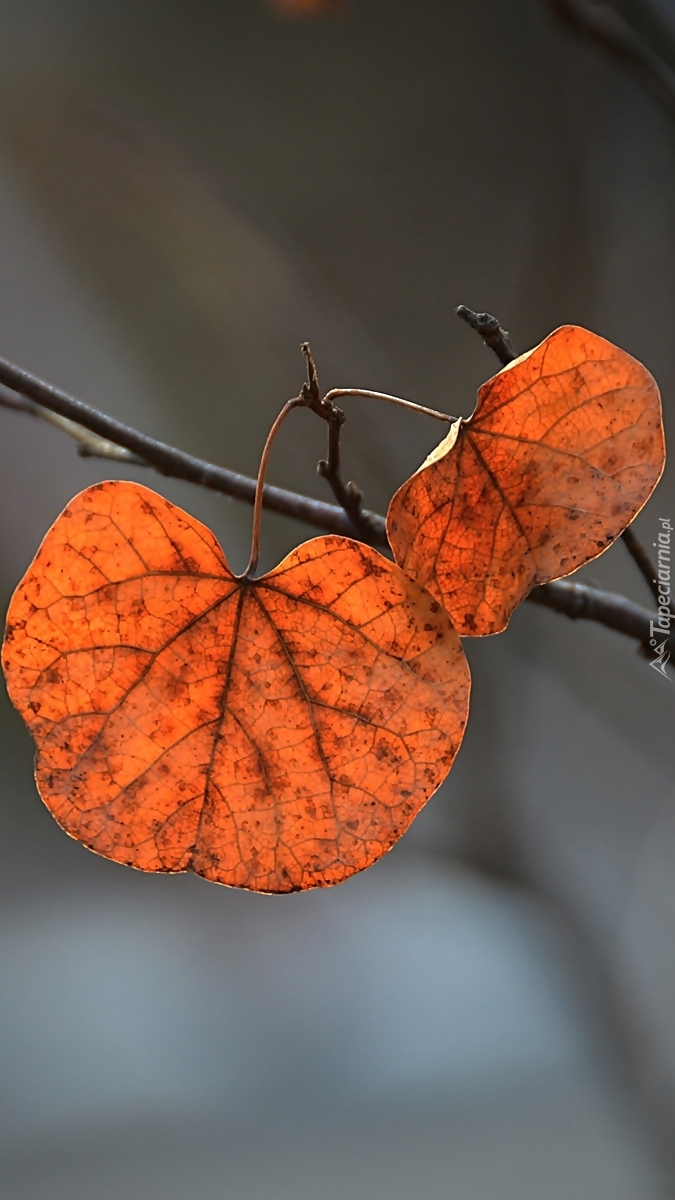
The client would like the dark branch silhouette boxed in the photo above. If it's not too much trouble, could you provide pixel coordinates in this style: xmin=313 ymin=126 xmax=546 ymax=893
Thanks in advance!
xmin=0 ymin=346 xmax=670 ymax=665
xmin=529 ymin=578 xmax=663 ymax=647
xmin=621 ymin=526 xmax=675 ymax=616
xmin=300 ymin=342 xmax=369 ymax=536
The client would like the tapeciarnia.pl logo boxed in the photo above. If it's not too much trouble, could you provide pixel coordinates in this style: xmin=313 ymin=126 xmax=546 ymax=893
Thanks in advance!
xmin=650 ymin=517 xmax=672 ymax=679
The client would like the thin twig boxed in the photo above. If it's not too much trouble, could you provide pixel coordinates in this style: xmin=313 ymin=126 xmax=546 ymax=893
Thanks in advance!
xmin=301 ymin=341 xmax=322 ymax=411
xmin=0 ymin=350 xmax=670 ymax=663
xmin=455 ymin=305 xmax=517 ymax=366
xmin=0 ymin=385 xmax=34 ymax=415
xmin=0 ymin=383 xmax=145 ymax=463
xmin=621 ymin=526 xmax=669 ymax=609
xmin=550 ymin=0 xmax=675 ymax=123
xmin=621 ymin=526 xmax=658 ymax=602
xmin=317 ymin=408 xmax=367 ymax=530
xmin=300 ymin=343 xmax=371 ymax=534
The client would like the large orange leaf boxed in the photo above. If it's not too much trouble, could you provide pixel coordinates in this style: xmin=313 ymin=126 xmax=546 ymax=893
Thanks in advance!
xmin=387 ymin=325 xmax=665 ymax=636
xmin=3 ymin=481 xmax=469 ymax=892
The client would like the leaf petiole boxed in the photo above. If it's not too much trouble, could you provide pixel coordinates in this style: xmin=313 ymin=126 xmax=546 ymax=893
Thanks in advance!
xmin=323 ymin=387 xmax=454 ymax=423
xmin=241 ymin=394 xmax=307 ymax=580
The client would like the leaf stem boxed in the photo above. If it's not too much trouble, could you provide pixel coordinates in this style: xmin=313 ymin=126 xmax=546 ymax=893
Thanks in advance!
xmin=242 ymin=395 xmax=306 ymax=579
xmin=323 ymin=388 xmax=453 ymax=423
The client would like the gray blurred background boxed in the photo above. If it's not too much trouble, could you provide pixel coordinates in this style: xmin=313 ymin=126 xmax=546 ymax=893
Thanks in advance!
xmin=0 ymin=1 xmax=673 ymax=1197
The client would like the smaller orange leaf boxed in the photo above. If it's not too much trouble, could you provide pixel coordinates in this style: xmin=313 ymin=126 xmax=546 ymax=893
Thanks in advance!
xmin=387 ymin=325 xmax=665 ymax=636
xmin=3 ymin=481 xmax=470 ymax=893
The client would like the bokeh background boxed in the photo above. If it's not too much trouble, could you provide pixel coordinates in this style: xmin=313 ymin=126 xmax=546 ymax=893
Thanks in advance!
xmin=0 ymin=2 xmax=674 ymax=1197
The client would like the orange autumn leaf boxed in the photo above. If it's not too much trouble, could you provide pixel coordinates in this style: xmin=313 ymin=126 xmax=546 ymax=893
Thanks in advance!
xmin=3 ymin=481 xmax=470 ymax=893
xmin=387 ymin=325 xmax=665 ymax=636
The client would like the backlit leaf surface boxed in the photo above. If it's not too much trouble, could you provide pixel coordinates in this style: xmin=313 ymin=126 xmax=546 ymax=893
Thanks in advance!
xmin=387 ymin=326 xmax=665 ymax=635
xmin=3 ymin=482 xmax=470 ymax=892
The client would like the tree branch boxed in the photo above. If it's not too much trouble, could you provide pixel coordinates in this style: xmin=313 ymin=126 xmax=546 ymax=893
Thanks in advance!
xmin=529 ymin=577 xmax=672 ymax=659
xmin=298 ymin=341 xmax=372 ymax=535
xmin=0 ymin=383 xmax=145 ymax=463
xmin=0 ymin=353 xmax=384 ymax=542
xmin=0 ymin=350 xmax=670 ymax=666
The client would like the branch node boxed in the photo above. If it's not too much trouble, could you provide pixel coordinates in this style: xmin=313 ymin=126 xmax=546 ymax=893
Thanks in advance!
xmin=299 ymin=343 xmax=369 ymax=536
xmin=301 ymin=342 xmax=326 ymax=415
